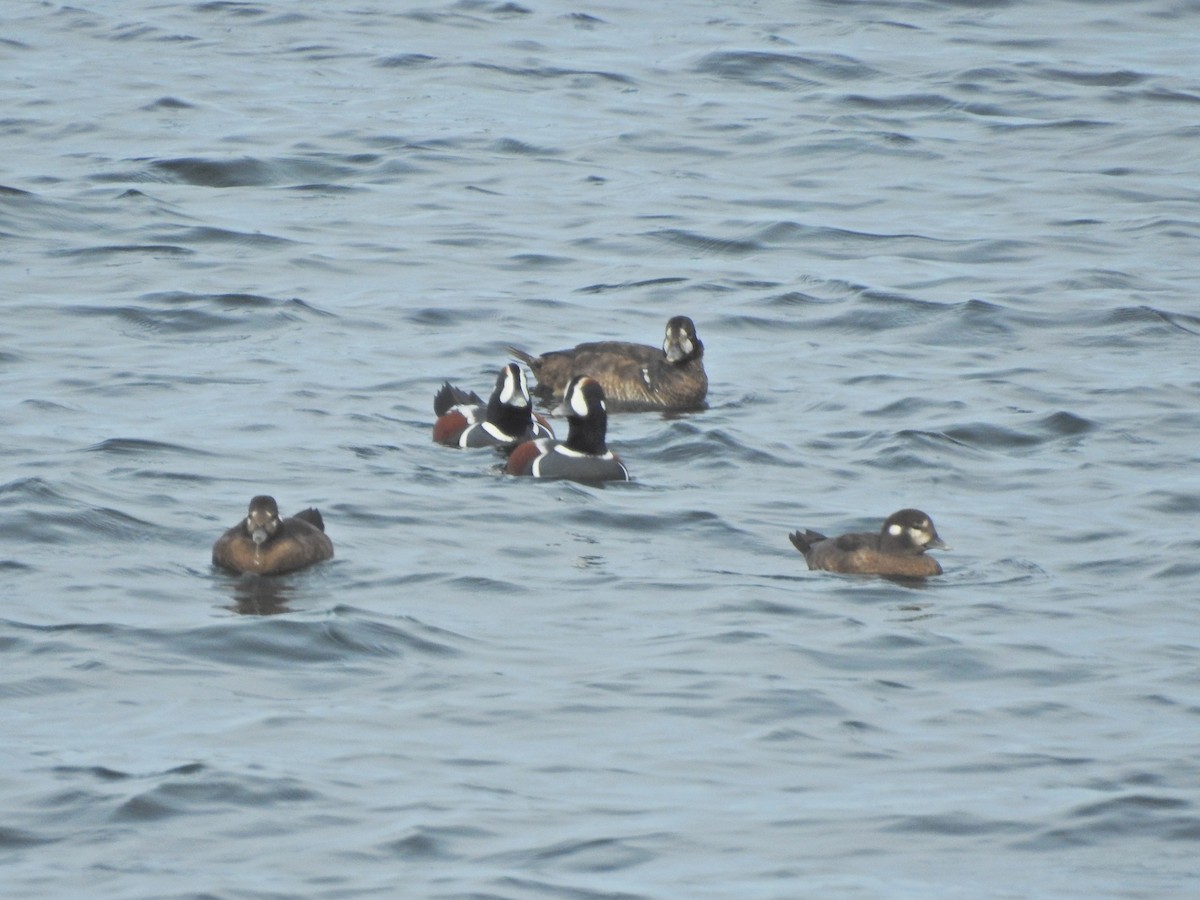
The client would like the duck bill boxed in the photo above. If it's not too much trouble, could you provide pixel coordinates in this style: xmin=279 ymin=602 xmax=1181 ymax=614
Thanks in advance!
xmin=664 ymin=341 xmax=691 ymax=363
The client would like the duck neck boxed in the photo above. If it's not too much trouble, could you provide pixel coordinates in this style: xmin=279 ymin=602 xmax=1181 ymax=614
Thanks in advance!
xmin=879 ymin=530 xmax=921 ymax=556
xmin=564 ymin=413 xmax=607 ymax=456
xmin=487 ymin=395 xmax=531 ymax=439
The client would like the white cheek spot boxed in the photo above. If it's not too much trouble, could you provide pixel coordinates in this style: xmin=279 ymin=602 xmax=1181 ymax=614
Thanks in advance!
xmin=499 ymin=371 xmax=517 ymax=405
xmin=909 ymin=527 xmax=927 ymax=544
xmin=887 ymin=523 xmax=903 ymax=536
xmin=678 ymin=337 xmax=693 ymax=356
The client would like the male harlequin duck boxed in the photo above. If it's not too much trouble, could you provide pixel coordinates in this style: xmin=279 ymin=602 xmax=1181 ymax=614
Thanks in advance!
xmin=788 ymin=509 xmax=948 ymax=578
xmin=433 ymin=363 xmax=553 ymax=449
xmin=506 ymin=375 xmax=630 ymax=482
xmin=509 ymin=315 xmax=707 ymax=412
xmin=212 ymin=495 xmax=334 ymax=576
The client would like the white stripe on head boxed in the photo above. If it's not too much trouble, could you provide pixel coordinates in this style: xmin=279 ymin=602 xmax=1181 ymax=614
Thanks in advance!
xmin=569 ymin=379 xmax=591 ymax=417
xmin=499 ymin=365 xmax=527 ymax=406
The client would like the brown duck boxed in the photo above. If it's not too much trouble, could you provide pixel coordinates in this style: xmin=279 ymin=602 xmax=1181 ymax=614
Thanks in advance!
xmin=212 ymin=495 xmax=333 ymax=576
xmin=510 ymin=315 xmax=707 ymax=412
xmin=789 ymin=509 xmax=948 ymax=578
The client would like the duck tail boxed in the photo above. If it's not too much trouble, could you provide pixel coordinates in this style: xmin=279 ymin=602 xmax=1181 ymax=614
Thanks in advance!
xmin=788 ymin=530 xmax=823 ymax=555
xmin=434 ymin=381 xmax=483 ymax=416
xmin=507 ymin=346 xmax=538 ymax=367
xmin=296 ymin=508 xmax=326 ymax=532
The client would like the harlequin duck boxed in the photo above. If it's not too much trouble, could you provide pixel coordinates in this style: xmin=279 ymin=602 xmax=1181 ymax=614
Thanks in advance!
xmin=509 ymin=315 xmax=707 ymax=412
xmin=433 ymin=363 xmax=553 ymax=449
xmin=212 ymin=495 xmax=334 ymax=576
xmin=506 ymin=375 xmax=630 ymax=482
xmin=788 ymin=509 xmax=948 ymax=578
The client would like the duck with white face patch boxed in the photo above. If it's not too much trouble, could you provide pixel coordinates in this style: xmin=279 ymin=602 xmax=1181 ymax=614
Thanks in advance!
xmin=509 ymin=316 xmax=707 ymax=412
xmin=788 ymin=509 xmax=948 ymax=578
xmin=505 ymin=375 xmax=630 ymax=483
xmin=433 ymin=363 xmax=554 ymax=450
xmin=212 ymin=495 xmax=334 ymax=576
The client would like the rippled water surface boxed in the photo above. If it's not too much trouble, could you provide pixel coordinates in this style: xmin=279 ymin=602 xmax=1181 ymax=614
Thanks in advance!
xmin=3 ymin=1 xmax=1199 ymax=896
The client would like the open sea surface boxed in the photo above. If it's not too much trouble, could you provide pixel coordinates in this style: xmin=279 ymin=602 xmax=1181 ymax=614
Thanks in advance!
xmin=3 ymin=1 xmax=1199 ymax=897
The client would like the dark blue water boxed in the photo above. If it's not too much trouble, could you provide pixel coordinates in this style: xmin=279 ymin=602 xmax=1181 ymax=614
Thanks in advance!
xmin=3 ymin=1 xmax=1199 ymax=896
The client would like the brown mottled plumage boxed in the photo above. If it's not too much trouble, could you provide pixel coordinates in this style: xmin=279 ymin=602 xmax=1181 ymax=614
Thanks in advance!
xmin=510 ymin=316 xmax=707 ymax=412
xmin=212 ymin=495 xmax=333 ymax=576
xmin=789 ymin=509 xmax=947 ymax=578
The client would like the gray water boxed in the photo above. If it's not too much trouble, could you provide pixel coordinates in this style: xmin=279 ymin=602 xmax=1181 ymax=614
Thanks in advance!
xmin=3 ymin=1 xmax=1199 ymax=897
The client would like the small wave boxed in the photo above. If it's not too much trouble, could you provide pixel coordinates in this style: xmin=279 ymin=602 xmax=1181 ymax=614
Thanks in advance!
xmin=50 ymin=244 xmax=193 ymax=259
xmin=65 ymin=292 xmax=329 ymax=337
xmin=842 ymin=92 xmax=959 ymax=112
xmin=881 ymin=812 xmax=1025 ymax=836
xmin=140 ymin=96 xmax=194 ymax=110
xmin=92 ymin=155 xmax=359 ymax=188
xmin=984 ymin=117 xmax=1113 ymax=133
xmin=52 ymin=764 xmax=149 ymax=782
xmin=1138 ymin=88 xmax=1200 ymax=106
xmin=84 ymin=437 xmax=214 ymax=457
xmin=647 ymin=228 xmax=762 ymax=256
xmin=491 ymin=137 xmax=561 ymax=156
xmin=0 ymin=489 xmax=158 ymax=544
xmin=12 ymin=610 xmax=461 ymax=665
xmin=577 ymin=277 xmax=688 ymax=294
xmin=0 ymin=826 xmax=57 ymax=848
xmin=146 ymin=291 xmax=329 ymax=312
xmin=1031 ymin=66 xmax=1148 ymax=88
xmin=0 ymin=477 xmax=69 ymax=503
xmin=696 ymin=50 xmax=875 ymax=88
xmin=0 ymin=676 xmax=80 ymax=700
xmin=1139 ymin=306 xmax=1200 ymax=336
xmin=1023 ymin=793 xmax=1200 ymax=848
xmin=501 ymin=253 xmax=574 ymax=269
xmin=380 ymin=824 xmax=495 ymax=860
xmin=805 ymin=293 xmax=947 ymax=334
xmin=469 ymin=63 xmax=634 ymax=87
xmin=180 ymin=608 xmax=461 ymax=664
xmin=111 ymin=770 xmax=319 ymax=824
xmin=939 ymin=412 xmax=1096 ymax=453
xmin=146 ymin=226 xmax=296 ymax=248
xmin=486 ymin=834 xmax=656 ymax=875
xmin=375 ymin=53 xmax=437 ymax=69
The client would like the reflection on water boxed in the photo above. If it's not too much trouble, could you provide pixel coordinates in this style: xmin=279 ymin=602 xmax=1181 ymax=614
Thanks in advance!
xmin=223 ymin=574 xmax=300 ymax=617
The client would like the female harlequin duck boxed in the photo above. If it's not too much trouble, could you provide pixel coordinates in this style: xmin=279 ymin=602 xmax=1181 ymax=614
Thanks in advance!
xmin=788 ymin=509 xmax=948 ymax=578
xmin=509 ymin=315 xmax=707 ymax=412
xmin=212 ymin=495 xmax=334 ymax=576
xmin=433 ymin=363 xmax=553 ymax=449
xmin=506 ymin=375 xmax=630 ymax=482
